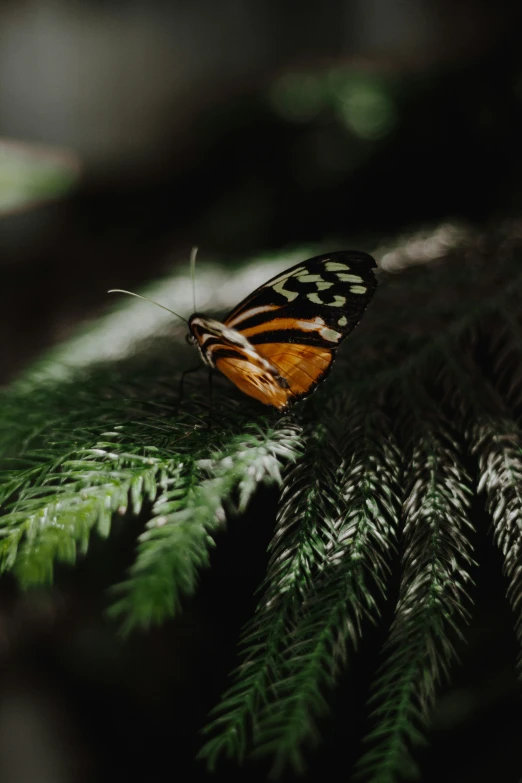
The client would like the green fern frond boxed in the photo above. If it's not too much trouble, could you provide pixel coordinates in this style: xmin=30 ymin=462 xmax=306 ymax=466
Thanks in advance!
xmin=1 ymin=384 xmax=301 ymax=622
xmin=110 ymin=420 xmax=301 ymax=633
xmin=471 ymin=416 xmax=522 ymax=668
xmin=444 ymin=332 xmax=522 ymax=675
xmin=355 ymin=395 xmax=474 ymax=782
xmin=3 ymin=227 xmax=522 ymax=781
xmin=239 ymin=399 xmax=401 ymax=775
xmin=489 ymin=310 xmax=522 ymax=417
xmin=200 ymin=411 xmax=342 ymax=767
xmin=0 ymin=439 xmax=167 ymax=585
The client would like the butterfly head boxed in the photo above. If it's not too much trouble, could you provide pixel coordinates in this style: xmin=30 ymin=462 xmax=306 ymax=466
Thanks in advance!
xmin=187 ymin=312 xmax=208 ymax=336
xmin=187 ymin=313 xmax=227 ymax=366
xmin=188 ymin=313 xmax=264 ymax=372
xmin=186 ymin=313 xmax=203 ymax=347
xmin=186 ymin=316 xmax=198 ymax=345
xmin=188 ymin=314 xmax=231 ymax=338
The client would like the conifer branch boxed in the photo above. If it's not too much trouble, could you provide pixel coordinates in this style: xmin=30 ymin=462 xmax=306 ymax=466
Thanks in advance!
xmin=470 ymin=417 xmax=522 ymax=669
xmin=355 ymin=394 xmax=474 ymax=783
xmin=200 ymin=412 xmax=341 ymax=767
xmin=489 ymin=311 xmax=522 ymax=418
xmin=244 ymin=399 xmax=401 ymax=776
xmin=0 ymin=437 xmax=180 ymax=585
xmin=110 ymin=421 xmax=302 ymax=632
xmin=444 ymin=342 xmax=522 ymax=672
xmin=2 ymin=224 xmax=522 ymax=778
xmin=1 ymin=348 xmax=302 ymax=621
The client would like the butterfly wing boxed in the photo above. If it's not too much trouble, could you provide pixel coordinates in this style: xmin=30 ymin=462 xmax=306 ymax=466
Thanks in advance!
xmin=225 ymin=251 xmax=377 ymax=336
xmin=212 ymin=349 xmax=293 ymax=410
xmin=221 ymin=251 xmax=377 ymax=406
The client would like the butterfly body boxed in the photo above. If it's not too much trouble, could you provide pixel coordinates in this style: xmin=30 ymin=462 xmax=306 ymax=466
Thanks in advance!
xmin=186 ymin=251 xmax=377 ymax=412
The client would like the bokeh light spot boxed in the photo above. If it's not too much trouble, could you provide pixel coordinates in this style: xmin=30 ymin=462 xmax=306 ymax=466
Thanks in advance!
xmin=0 ymin=139 xmax=80 ymax=215
xmin=336 ymin=79 xmax=397 ymax=140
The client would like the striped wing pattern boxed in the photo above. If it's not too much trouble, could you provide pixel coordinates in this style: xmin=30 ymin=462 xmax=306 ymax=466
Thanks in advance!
xmin=188 ymin=251 xmax=377 ymax=410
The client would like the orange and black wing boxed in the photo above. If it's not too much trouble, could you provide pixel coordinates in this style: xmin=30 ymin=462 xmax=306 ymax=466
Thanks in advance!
xmin=221 ymin=250 xmax=378 ymax=406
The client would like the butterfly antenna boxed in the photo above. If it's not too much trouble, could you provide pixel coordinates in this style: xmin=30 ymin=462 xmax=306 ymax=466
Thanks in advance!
xmin=107 ymin=289 xmax=188 ymax=324
xmin=190 ymin=246 xmax=198 ymax=314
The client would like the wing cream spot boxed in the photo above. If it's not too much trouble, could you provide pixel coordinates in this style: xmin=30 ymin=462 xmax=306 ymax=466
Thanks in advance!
xmin=337 ymin=273 xmax=363 ymax=283
xmin=295 ymin=273 xmax=324 ymax=283
xmin=338 ymin=316 xmax=348 ymax=326
xmin=325 ymin=261 xmax=351 ymax=272
xmin=295 ymin=318 xmax=325 ymax=331
xmin=319 ymin=327 xmax=342 ymax=342
xmin=350 ymin=285 xmax=367 ymax=295
xmin=307 ymin=293 xmax=346 ymax=306
xmin=294 ymin=318 xmax=340 ymax=342
xmin=273 ymin=280 xmax=299 ymax=301
xmin=316 ymin=281 xmax=333 ymax=291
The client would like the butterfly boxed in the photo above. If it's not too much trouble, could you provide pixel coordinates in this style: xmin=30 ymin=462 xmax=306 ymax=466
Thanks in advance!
xmin=186 ymin=251 xmax=377 ymax=411
xmin=110 ymin=250 xmax=377 ymax=412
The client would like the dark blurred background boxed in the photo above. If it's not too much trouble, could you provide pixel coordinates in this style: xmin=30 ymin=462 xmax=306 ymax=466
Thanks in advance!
xmin=2 ymin=1 xmax=522 ymax=781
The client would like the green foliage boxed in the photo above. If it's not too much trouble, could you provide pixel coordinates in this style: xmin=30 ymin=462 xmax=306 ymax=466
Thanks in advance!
xmin=2 ymin=225 xmax=522 ymax=781
xmin=200 ymin=413 xmax=343 ymax=767
xmin=201 ymin=401 xmax=401 ymax=774
xmin=354 ymin=399 xmax=474 ymax=782
xmin=250 ymin=402 xmax=401 ymax=775
xmin=109 ymin=421 xmax=301 ymax=632
xmin=1 ymin=348 xmax=301 ymax=611
xmin=471 ymin=416 xmax=522 ymax=667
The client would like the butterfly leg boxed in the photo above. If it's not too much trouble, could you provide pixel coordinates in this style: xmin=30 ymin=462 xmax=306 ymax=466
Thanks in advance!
xmin=207 ymin=370 xmax=213 ymax=429
xmin=178 ymin=364 xmax=202 ymax=408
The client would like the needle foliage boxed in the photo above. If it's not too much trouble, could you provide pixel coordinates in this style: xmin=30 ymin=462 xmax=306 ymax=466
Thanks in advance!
xmin=2 ymin=223 xmax=522 ymax=781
